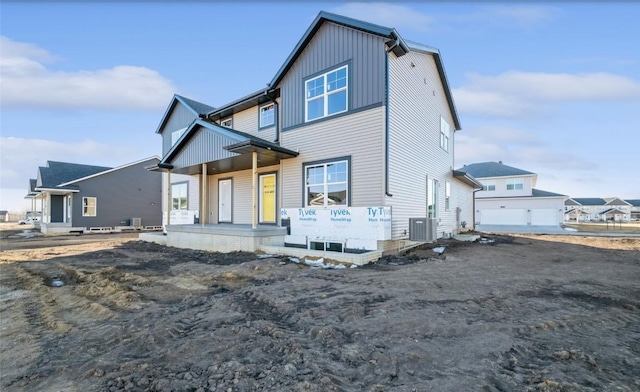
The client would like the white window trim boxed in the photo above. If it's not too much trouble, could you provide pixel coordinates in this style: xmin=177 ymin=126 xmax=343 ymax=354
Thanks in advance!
xmin=220 ymin=118 xmax=233 ymax=128
xmin=304 ymin=159 xmax=349 ymax=207
xmin=171 ymin=182 xmax=188 ymax=211
xmin=440 ymin=116 xmax=450 ymax=152
xmin=259 ymin=103 xmax=275 ymax=128
xmin=305 ymin=65 xmax=348 ymax=122
xmin=82 ymin=197 xmax=97 ymax=217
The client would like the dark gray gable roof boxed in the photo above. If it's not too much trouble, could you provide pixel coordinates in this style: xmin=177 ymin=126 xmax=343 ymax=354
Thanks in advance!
xmin=604 ymin=197 xmax=631 ymax=206
xmin=456 ymin=161 xmax=534 ymax=178
xmin=625 ymin=199 xmax=640 ymax=206
xmin=532 ymin=188 xmax=567 ymax=197
xmin=571 ymin=198 xmax=607 ymax=206
xmin=198 ymin=11 xmax=458 ymax=129
xmin=37 ymin=161 xmax=111 ymax=190
xmin=176 ymin=95 xmax=215 ymax=116
xmin=160 ymin=119 xmax=296 ymax=166
xmin=155 ymin=94 xmax=215 ymax=134
xmin=206 ymin=88 xmax=277 ymax=120
xmin=269 ymin=11 xmax=409 ymax=89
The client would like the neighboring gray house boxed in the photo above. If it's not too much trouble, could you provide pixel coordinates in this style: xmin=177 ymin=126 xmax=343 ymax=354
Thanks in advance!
xmin=25 ymin=157 xmax=162 ymax=234
xmin=564 ymin=198 xmax=632 ymax=222
xmin=456 ymin=161 xmax=567 ymax=227
xmin=149 ymin=11 xmax=481 ymax=259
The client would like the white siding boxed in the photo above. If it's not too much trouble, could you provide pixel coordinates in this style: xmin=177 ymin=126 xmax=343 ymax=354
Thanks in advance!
xmin=475 ymin=175 xmax=535 ymax=198
xmin=279 ymin=106 xmax=385 ymax=209
xmin=162 ymin=172 xmax=200 ymax=213
xmin=387 ymin=50 xmax=470 ymax=238
xmin=217 ymin=105 xmax=278 ymax=144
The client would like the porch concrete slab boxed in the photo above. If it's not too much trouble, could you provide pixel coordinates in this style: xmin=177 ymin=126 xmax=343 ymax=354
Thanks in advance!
xmin=164 ymin=224 xmax=287 ymax=253
xmin=259 ymin=245 xmax=383 ymax=266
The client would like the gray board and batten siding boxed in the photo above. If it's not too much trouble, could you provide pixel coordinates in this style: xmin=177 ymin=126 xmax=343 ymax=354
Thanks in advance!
xmin=170 ymin=126 xmax=240 ymax=172
xmin=278 ymin=22 xmax=386 ymax=131
xmin=71 ymin=159 xmax=162 ymax=228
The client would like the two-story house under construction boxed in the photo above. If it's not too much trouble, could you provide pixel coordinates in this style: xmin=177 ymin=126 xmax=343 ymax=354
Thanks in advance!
xmin=147 ymin=11 xmax=482 ymax=264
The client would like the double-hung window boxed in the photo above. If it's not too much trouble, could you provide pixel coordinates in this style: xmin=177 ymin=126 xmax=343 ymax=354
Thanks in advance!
xmin=440 ymin=116 xmax=450 ymax=152
xmin=171 ymin=182 xmax=188 ymax=210
xmin=259 ymin=103 xmax=275 ymax=128
xmin=506 ymin=178 xmax=524 ymax=190
xmin=305 ymin=65 xmax=348 ymax=122
xmin=305 ymin=159 xmax=349 ymax=207
xmin=482 ymin=180 xmax=496 ymax=191
xmin=82 ymin=197 xmax=97 ymax=217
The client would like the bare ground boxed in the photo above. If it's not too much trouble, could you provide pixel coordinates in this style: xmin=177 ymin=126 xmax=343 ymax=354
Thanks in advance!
xmin=0 ymin=229 xmax=639 ymax=392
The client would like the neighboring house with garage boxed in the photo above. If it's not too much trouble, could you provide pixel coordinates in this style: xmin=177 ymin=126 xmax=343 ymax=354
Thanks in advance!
xmin=148 ymin=11 xmax=481 ymax=262
xmin=25 ymin=157 xmax=162 ymax=234
xmin=626 ymin=199 xmax=640 ymax=220
xmin=456 ymin=161 xmax=566 ymax=227
xmin=564 ymin=198 xmax=632 ymax=222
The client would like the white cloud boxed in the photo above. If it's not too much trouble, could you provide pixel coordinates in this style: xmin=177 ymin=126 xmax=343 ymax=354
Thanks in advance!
xmin=455 ymin=125 xmax=597 ymax=172
xmin=331 ymin=3 xmax=434 ymax=32
xmin=454 ymin=71 xmax=640 ymax=117
xmin=0 ymin=36 xmax=177 ymax=110
xmin=0 ymin=136 xmax=156 ymax=193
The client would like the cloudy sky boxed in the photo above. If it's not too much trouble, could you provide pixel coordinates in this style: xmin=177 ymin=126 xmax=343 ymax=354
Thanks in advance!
xmin=1 ymin=2 xmax=639 ymax=212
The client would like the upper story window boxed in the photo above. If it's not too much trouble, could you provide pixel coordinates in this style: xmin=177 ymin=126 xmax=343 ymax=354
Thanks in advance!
xmin=305 ymin=158 xmax=349 ymax=207
xmin=171 ymin=182 xmax=188 ymax=210
xmin=482 ymin=180 xmax=496 ymax=191
xmin=220 ymin=118 xmax=233 ymax=128
xmin=171 ymin=127 xmax=187 ymax=146
xmin=506 ymin=178 xmax=524 ymax=190
xmin=259 ymin=103 xmax=275 ymax=128
xmin=305 ymin=65 xmax=348 ymax=122
xmin=440 ymin=117 xmax=450 ymax=152
xmin=82 ymin=197 xmax=96 ymax=217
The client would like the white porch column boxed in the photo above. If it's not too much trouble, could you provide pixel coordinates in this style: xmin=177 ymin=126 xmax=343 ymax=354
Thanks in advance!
xmin=166 ymin=170 xmax=171 ymax=225
xmin=252 ymin=151 xmax=257 ymax=229
xmin=201 ymin=163 xmax=207 ymax=226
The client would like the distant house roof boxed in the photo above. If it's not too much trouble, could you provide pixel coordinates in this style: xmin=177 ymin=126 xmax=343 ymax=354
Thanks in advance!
xmin=155 ymin=94 xmax=216 ymax=134
xmin=570 ymin=198 xmax=607 ymax=206
xmin=58 ymin=157 xmax=160 ymax=187
xmin=456 ymin=161 xmax=535 ymax=179
xmin=625 ymin=199 xmax=640 ymax=206
xmin=36 ymin=161 xmax=112 ymax=191
xmin=532 ymin=189 xmax=567 ymax=197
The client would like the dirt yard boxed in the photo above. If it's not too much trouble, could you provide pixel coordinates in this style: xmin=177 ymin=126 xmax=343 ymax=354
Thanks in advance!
xmin=1 ymin=227 xmax=639 ymax=392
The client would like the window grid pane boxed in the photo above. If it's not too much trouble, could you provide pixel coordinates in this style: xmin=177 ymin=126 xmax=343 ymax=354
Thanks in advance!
xmin=305 ymin=160 xmax=348 ymax=207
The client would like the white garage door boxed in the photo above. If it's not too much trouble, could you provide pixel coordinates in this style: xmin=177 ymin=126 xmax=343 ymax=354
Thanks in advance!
xmin=531 ymin=209 xmax=558 ymax=226
xmin=480 ymin=209 xmax=527 ymax=225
